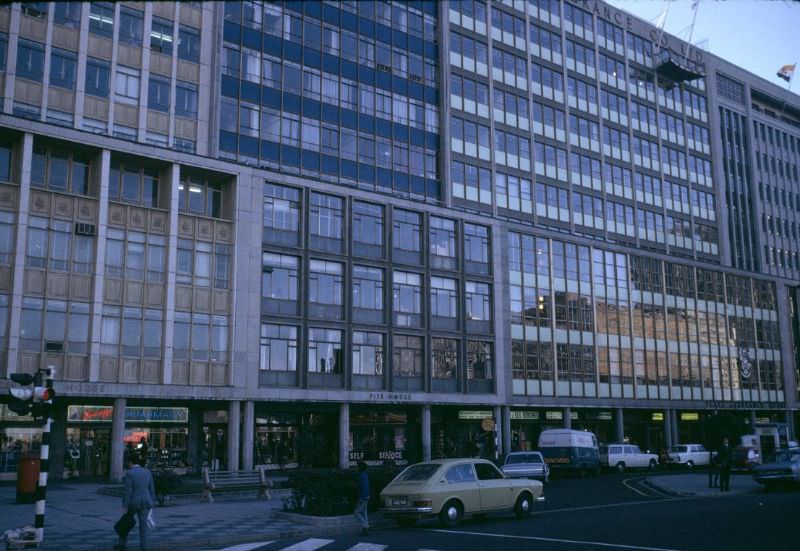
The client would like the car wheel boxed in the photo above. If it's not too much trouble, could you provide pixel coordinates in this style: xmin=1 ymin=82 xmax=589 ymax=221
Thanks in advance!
xmin=396 ymin=518 xmax=417 ymax=528
xmin=615 ymin=462 xmax=626 ymax=473
xmin=514 ymin=492 xmax=534 ymax=519
xmin=439 ymin=500 xmax=463 ymax=528
xmin=648 ymin=459 xmax=657 ymax=471
xmin=686 ymin=460 xmax=694 ymax=470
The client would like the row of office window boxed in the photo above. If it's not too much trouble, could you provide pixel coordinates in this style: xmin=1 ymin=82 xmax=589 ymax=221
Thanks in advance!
xmin=262 ymin=183 xmax=491 ymax=269
xmin=260 ymin=325 xmax=493 ymax=383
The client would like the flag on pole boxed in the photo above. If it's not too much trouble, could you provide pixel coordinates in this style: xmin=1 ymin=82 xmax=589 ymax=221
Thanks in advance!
xmin=777 ymin=64 xmax=796 ymax=83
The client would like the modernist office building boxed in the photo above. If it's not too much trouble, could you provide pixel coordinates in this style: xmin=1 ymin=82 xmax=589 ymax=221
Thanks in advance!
xmin=0 ymin=0 xmax=798 ymax=481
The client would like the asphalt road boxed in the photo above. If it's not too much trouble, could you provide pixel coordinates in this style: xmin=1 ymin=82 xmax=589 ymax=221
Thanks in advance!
xmin=229 ymin=473 xmax=797 ymax=551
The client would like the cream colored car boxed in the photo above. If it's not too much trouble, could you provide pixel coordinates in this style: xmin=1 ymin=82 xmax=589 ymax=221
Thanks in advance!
xmin=380 ymin=458 xmax=544 ymax=528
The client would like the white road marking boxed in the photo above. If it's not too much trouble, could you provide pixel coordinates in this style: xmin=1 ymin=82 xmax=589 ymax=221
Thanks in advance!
xmin=426 ymin=529 xmax=680 ymax=551
xmin=197 ymin=543 xmax=273 ymax=551
xmin=345 ymin=544 xmax=388 ymax=551
xmin=280 ymin=539 xmax=335 ymax=551
xmin=536 ymin=496 xmax=691 ymax=515
xmin=622 ymin=477 xmax=649 ymax=497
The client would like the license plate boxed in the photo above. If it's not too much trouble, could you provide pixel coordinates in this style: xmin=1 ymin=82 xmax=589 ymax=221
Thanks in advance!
xmin=392 ymin=497 xmax=407 ymax=506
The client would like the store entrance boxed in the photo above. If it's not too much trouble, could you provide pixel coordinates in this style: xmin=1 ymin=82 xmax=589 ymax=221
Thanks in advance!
xmin=201 ymin=425 xmax=227 ymax=470
xmin=64 ymin=427 xmax=111 ymax=479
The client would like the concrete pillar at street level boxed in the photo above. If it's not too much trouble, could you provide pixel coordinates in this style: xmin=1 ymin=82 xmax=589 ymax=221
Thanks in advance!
xmin=421 ymin=405 xmax=431 ymax=462
xmin=242 ymin=401 xmax=255 ymax=470
xmin=110 ymin=398 xmax=127 ymax=482
xmin=615 ymin=408 xmax=624 ymax=443
xmin=563 ymin=407 xmax=572 ymax=430
xmin=670 ymin=410 xmax=680 ymax=445
xmin=227 ymin=401 xmax=241 ymax=471
xmin=49 ymin=402 xmax=68 ymax=480
xmin=339 ymin=403 xmax=350 ymax=469
xmin=664 ymin=409 xmax=673 ymax=449
xmin=749 ymin=410 xmax=757 ymax=430
xmin=501 ymin=406 xmax=511 ymax=457
xmin=187 ymin=406 xmax=203 ymax=474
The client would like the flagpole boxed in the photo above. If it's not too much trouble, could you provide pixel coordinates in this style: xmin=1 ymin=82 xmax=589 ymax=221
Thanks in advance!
xmin=776 ymin=62 xmax=797 ymax=124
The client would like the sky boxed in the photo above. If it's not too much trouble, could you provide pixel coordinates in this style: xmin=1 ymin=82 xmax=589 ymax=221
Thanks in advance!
xmin=606 ymin=0 xmax=800 ymax=93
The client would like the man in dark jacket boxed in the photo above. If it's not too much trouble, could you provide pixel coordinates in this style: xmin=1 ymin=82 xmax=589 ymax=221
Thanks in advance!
xmin=115 ymin=459 xmax=157 ymax=551
xmin=717 ymin=438 xmax=733 ymax=492
xmin=353 ymin=461 xmax=370 ymax=536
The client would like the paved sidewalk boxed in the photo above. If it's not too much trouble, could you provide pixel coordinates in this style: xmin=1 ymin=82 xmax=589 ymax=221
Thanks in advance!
xmin=645 ymin=471 xmax=762 ymax=497
xmin=0 ymin=480 xmax=366 ymax=551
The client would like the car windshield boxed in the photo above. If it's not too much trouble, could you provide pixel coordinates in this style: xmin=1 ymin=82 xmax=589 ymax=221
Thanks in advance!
xmin=670 ymin=446 xmax=688 ymax=453
xmin=395 ymin=463 xmax=440 ymax=482
xmin=774 ymin=449 xmax=800 ymax=462
xmin=506 ymin=454 xmax=541 ymax=464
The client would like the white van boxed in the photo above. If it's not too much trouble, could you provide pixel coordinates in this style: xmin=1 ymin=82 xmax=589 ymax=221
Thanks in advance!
xmin=537 ymin=429 xmax=601 ymax=475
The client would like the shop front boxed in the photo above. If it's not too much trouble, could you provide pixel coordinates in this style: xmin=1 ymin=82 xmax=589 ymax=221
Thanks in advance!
xmin=349 ymin=406 xmax=419 ymax=466
xmin=432 ymin=407 xmax=498 ymax=459
xmin=67 ymin=404 xmax=190 ymax=477
xmin=254 ymin=404 xmax=340 ymax=469
xmin=0 ymin=404 xmax=41 ymax=481
xmin=572 ymin=410 xmax=615 ymax=443
xmin=510 ymin=409 xmax=566 ymax=452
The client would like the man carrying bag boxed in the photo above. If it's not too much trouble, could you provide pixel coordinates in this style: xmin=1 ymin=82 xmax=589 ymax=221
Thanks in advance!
xmin=114 ymin=459 xmax=157 ymax=551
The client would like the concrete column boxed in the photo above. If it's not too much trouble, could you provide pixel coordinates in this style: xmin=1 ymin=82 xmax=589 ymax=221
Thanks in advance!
xmin=339 ymin=403 xmax=350 ymax=469
xmin=48 ymin=401 xmax=68 ymax=480
xmin=664 ymin=409 xmax=673 ymax=449
xmin=241 ymin=401 xmax=255 ymax=470
xmin=502 ymin=406 xmax=511 ymax=456
xmin=227 ymin=401 xmax=241 ymax=471
xmin=563 ymin=407 xmax=572 ymax=429
xmin=421 ymin=405 xmax=431 ymax=462
xmin=493 ymin=406 xmax=502 ymax=460
xmin=110 ymin=398 xmax=127 ymax=482
xmin=671 ymin=409 xmax=680 ymax=445
xmin=161 ymin=163 xmax=181 ymax=384
xmin=749 ymin=410 xmax=757 ymax=429
xmin=615 ymin=408 xmax=625 ymax=443
xmin=88 ymin=149 xmax=110 ymax=382
xmin=187 ymin=405 xmax=203 ymax=474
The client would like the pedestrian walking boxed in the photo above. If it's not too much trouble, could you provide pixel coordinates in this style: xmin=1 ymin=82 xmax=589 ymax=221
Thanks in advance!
xmin=353 ymin=461 xmax=370 ymax=536
xmin=717 ymin=437 xmax=732 ymax=492
xmin=114 ymin=459 xmax=157 ymax=551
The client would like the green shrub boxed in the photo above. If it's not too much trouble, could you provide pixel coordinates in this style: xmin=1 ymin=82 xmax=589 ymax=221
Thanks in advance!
xmin=284 ymin=465 xmax=403 ymax=516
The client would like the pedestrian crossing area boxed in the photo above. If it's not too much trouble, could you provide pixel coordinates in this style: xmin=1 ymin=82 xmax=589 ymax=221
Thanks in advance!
xmin=201 ymin=538 xmax=444 ymax=551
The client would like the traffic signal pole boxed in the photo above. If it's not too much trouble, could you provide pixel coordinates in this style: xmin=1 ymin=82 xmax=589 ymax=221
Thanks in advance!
xmin=33 ymin=367 xmax=55 ymax=544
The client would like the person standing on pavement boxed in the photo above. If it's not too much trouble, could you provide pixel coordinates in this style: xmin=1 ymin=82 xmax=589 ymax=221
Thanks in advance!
xmin=115 ymin=459 xmax=157 ymax=551
xmin=353 ymin=461 xmax=370 ymax=536
xmin=717 ymin=437 xmax=733 ymax=492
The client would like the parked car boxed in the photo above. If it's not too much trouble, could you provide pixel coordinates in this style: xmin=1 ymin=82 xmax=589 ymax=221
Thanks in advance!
xmin=752 ymin=447 xmax=800 ymax=490
xmin=537 ymin=429 xmax=601 ymax=475
xmin=380 ymin=458 xmax=544 ymax=528
xmin=501 ymin=451 xmax=550 ymax=482
xmin=665 ymin=444 xmax=713 ymax=469
xmin=599 ymin=444 xmax=659 ymax=472
xmin=732 ymin=445 xmax=761 ymax=471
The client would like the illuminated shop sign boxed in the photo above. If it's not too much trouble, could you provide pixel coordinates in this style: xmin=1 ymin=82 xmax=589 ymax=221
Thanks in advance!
xmin=67 ymin=406 xmax=188 ymax=423
xmin=680 ymin=413 xmax=699 ymax=421
xmin=510 ymin=411 xmax=540 ymax=420
xmin=652 ymin=413 xmax=664 ymax=421
xmin=457 ymin=410 xmax=493 ymax=420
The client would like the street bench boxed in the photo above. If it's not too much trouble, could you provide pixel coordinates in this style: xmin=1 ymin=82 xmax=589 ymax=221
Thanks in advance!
xmin=201 ymin=466 xmax=272 ymax=503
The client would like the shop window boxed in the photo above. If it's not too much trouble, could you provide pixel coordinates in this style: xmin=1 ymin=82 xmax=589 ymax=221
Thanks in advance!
xmin=31 ymin=147 xmax=91 ymax=195
xmin=108 ymin=162 xmax=159 ymax=207
xmin=260 ymin=324 xmax=298 ymax=371
xmin=392 ymin=335 xmax=422 ymax=377
xmin=352 ymin=332 xmax=384 ymax=376
xmin=178 ymin=176 xmax=223 ymax=218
